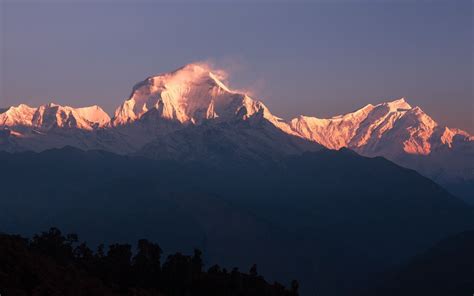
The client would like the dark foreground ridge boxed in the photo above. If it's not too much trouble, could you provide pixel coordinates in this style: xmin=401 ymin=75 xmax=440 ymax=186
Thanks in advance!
xmin=364 ymin=230 xmax=474 ymax=296
xmin=0 ymin=147 xmax=473 ymax=295
xmin=0 ymin=228 xmax=298 ymax=296
xmin=2 ymin=228 xmax=473 ymax=296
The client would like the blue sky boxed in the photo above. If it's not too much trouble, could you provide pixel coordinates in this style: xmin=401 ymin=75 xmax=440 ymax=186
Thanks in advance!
xmin=1 ymin=0 xmax=472 ymax=132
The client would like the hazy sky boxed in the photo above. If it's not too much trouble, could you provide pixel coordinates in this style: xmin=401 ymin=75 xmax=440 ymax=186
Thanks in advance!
xmin=1 ymin=0 xmax=472 ymax=132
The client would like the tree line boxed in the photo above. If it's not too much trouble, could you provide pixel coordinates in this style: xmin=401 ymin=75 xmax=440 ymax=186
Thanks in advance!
xmin=0 ymin=227 xmax=299 ymax=296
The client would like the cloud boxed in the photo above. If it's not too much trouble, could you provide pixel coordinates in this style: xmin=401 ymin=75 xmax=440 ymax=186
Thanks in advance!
xmin=194 ymin=57 xmax=268 ymax=100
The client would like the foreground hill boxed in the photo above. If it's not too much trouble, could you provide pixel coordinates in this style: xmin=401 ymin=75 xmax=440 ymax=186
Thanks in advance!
xmin=0 ymin=228 xmax=297 ymax=296
xmin=0 ymin=147 xmax=472 ymax=295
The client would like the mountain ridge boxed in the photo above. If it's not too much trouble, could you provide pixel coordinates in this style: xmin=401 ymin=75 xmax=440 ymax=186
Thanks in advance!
xmin=0 ymin=63 xmax=472 ymax=201
xmin=1 ymin=64 xmax=470 ymax=149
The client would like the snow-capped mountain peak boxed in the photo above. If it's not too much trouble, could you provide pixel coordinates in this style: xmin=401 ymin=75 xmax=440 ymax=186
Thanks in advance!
xmin=289 ymin=97 xmax=471 ymax=158
xmin=33 ymin=103 xmax=111 ymax=130
xmin=384 ymin=97 xmax=412 ymax=111
xmin=289 ymin=98 xmax=412 ymax=150
xmin=0 ymin=104 xmax=37 ymax=127
xmin=112 ymin=62 xmax=276 ymax=126
xmin=74 ymin=105 xmax=111 ymax=128
xmin=0 ymin=103 xmax=110 ymax=131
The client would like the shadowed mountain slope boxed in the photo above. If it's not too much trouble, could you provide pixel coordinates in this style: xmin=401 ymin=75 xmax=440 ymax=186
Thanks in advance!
xmin=0 ymin=147 xmax=472 ymax=295
xmin=364 ymin=230 xmax=474 ymax=296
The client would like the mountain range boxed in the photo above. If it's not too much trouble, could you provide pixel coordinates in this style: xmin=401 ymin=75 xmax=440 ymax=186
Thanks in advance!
xmin=1 ymin=63 xmax=472 ymax=200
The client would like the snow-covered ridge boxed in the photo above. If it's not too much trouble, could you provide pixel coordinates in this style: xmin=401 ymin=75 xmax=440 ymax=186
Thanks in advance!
xmin=289 ymin=97 xmax=472 ymax=156
xmin=0 ymin=103 xmax=110 ymax=131
xmin=0 ymin=62 xmax=471 ymax=159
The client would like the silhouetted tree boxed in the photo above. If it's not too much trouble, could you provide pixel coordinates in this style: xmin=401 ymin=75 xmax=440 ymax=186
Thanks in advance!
xmin=249 ymin=264 xmax=258 ymax=277
xmin=162 ymin=252 xmax=193 ymax=295
xmin=207 ymin=264 xmax=221 ymax=274
xmin=0 ymin=228 xmax=298 ymax=296
xmin=291 ymin=279 xmax=299 ymax=296
xmin=96 ymin=243 xmax=105 ymax=258
xmin=30 ymin=227 xmax=77 ymax=264
xmin=74 ymin=242 xmax=92 ymax=257
xmin=192 ymin=248 xmax=203 ymax=274
xmin=105 ymin=243 xmax=132 ymax=290
xmin=132 ymin=239 xmax=162 ymax=288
